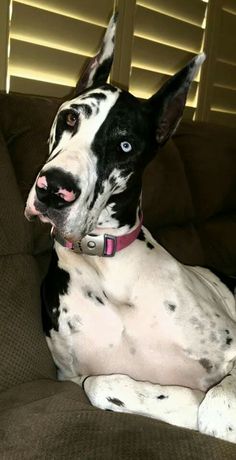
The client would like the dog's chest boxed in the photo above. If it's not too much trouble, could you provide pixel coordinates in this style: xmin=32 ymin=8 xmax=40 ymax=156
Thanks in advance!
xmin=45 ymin=238 xmax=236 ymax=392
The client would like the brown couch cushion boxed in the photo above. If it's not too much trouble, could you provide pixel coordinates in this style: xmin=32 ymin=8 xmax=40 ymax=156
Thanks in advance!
xmin=1 ymin=379 xmax=236 ymax=459
xmin=0 ymin=131 xmax=55 ymax=391
xmin=0 ymin=92 xmax=61 ymax=201
xmin=143 ymin=121 xmax=236 ymax=273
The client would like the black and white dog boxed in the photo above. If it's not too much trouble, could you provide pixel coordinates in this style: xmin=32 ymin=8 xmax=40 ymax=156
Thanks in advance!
xmin=25 ymin=14 xmax=236 ymax=443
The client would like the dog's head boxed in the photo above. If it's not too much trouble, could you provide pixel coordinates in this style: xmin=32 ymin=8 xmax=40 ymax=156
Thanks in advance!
xmin=25 ymin=13 xmax=205 ymax=241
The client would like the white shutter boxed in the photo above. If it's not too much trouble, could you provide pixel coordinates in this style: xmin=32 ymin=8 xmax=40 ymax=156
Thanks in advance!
xmin=129 ymin=0 xmax=208 ymax=119
xmin=197 ymin=0 xmax=236 ymax=127
xmin=9 ymin=0 xmax=115 ymax=97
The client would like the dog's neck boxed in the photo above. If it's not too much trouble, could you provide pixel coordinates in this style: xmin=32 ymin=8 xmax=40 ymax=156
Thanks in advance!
xmin=94 ymin=180 xmax=143 ymax=237
xmin=53 ymin=190 xmax=143 ymax=257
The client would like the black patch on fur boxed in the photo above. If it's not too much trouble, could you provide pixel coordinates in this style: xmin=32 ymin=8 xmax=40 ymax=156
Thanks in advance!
xmin=86 ymin=290 xmax=104 ymax=305
xmin=199 ymin=358 xmax=213 ymax=373
xmin=147 ymin=241 xmax=154 ymax=250
xmin=226 ymin=337 xmax=233 ymax=345
xmin=82 ymin=92 xmax=107 ymax=101
xmin=157 ymin=395 xmax=168 ymax=400
xmin=103 ymin=291 xmax=108 ymax=299
xmin=41 ymin=250 xmax=70 ymax=336
xmin=95 ymin=296 xmax=104 ymax=305
xmin=101 ymin=84 xmax=118 ymax=93
xmin=137 ymin=229 xmax=145 ymax=241
xmin=107 ymin=397 xmax=125 ymax=407
xmin=166 ymin=302 xmax=176 ymax=312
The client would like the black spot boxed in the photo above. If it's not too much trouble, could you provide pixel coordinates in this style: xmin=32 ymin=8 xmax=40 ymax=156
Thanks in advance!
xmin=226 ymin=337 xmax=233 ymax=345
xmin=41 ymin=250 xmax=70 ymax=337
xmin=225 ymin=329 xmax=230 ymax=334
xmin=95 ymin=296 xmax=104 ymax=305
xmin=164 ymin=301 xmax=176 ymax=312
xmin=199 ymin=358 xmax=213 ymax=373
xmin=215 ymin=313 xmax=220 ymax=318
xmin=157 ymin=395 xmax=168 ymax=400
xmin=107 ymin=397 xmax=125 ymax=407
xmin=86 ymin=290 xmax=105 ymax=305
xmin=100 ymin=83 xmax=118 ymax=93
xmin=63 ymin=307 xmax=68 ymax=313
xmin=68 ymin=321 xmax=73 ymax=330
xmin=228 ymin=427 xmax=233 ymax=431
xmin=85 ymin=92 xmax=107 ymax=101
xmin=103 ymin=291 xmax=108 ymax=299
xmin=137 ymin=229 xmax=145 ymax=241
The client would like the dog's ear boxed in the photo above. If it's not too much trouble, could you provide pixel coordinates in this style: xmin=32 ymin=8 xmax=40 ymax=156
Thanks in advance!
xmin=74 ymin=12 xmax=118 ymax=95
xmin=147 ymin=53 xmax=205 ymax=146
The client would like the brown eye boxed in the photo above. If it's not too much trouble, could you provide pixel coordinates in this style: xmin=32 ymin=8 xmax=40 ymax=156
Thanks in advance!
xmin=66 ymin=112 xmax=78 ymax=127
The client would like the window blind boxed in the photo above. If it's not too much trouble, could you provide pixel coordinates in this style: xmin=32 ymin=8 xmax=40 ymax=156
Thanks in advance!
xmin=9 ymin=0 xmax=115 ymax=97
xmin=129 ymin=0 xmax=208 ymax=119
xmin=209 ymin=0 xmax=236 ymax=127
xmin=5 ymin=0 xmax=236 ymax=128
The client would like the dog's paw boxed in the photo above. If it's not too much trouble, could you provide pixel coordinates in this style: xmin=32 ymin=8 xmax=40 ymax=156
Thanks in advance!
xmin=198 ymin=380 xmax=236 ymax=443
xmin=82 ymin=374 xmax=132 ymax=412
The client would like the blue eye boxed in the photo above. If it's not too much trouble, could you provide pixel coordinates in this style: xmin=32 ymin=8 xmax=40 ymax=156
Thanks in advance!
xmin=120 ymin=141 xmax=132 ymax=153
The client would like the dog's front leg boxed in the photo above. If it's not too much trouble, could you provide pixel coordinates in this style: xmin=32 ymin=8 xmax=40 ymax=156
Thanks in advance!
xmin=77 ymin=374 xmax=204 ymax=430
xmin=198 ymin=364 xmax=236 ymax=443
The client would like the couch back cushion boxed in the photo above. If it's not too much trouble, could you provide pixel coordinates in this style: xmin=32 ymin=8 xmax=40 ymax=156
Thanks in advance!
xmin=0 ymin=130 xmax=56 ymax=392
xmin=143 ymin=121 xmax=236 ymax=273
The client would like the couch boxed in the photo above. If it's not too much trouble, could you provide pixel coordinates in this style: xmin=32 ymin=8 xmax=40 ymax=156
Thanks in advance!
xmin=0 ymin=91 xmax=236 ymax=459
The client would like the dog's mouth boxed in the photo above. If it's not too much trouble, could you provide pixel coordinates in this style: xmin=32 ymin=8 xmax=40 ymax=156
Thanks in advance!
xmin=24 ymin=203 xmax=53 ymax=225
xmin=25 ymin=202 xmax=95 ymax=243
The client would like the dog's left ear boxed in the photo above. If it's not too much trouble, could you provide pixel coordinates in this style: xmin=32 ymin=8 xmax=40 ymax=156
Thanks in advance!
xmin=74 ymin=12 xmax=118 ymax=95
xmin=147 ymin=53 xmax=206 ymax=146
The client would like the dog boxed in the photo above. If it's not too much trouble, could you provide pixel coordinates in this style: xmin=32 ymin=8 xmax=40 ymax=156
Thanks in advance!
xmin=25 ymin=14 xmax=236 ymax=443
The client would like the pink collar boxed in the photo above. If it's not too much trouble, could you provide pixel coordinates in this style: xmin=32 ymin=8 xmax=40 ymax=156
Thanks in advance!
xmin=53 ymin=215 xmax=143 ymax=257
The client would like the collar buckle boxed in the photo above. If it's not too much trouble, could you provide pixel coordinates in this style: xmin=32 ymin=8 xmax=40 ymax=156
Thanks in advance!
xmin=77 ymin=234 xmax=117 ymax=257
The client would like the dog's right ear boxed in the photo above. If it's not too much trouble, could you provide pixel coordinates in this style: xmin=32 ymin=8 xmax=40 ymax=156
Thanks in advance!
xmin=73 ymin=12 xmax=118 ymax=96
